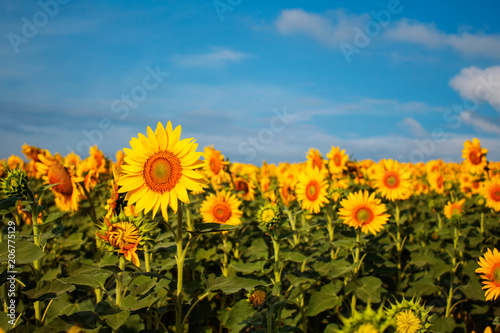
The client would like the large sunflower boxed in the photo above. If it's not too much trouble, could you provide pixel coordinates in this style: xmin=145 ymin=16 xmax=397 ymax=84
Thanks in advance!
xmin=118 ymin=122 xmax=207 ymax=220
xmin=295 ymin=166 xmax=329 ymax=214
xmin=200 ymin=190 xmax=242 ymax=225
xmin=476 ymin=248 xmax=500 ymax=301
xmin=482 ymin=177 xmax=500 ymax=212
xmin=373 ymin=159 xmax=412 ymax=201
xmin=462 ymin=138 xmax=488 ymax=175
xmin=36 ymin=152 xmax=83 ymax=211
xmin=338 ymin=190 xmax=390 ymax=235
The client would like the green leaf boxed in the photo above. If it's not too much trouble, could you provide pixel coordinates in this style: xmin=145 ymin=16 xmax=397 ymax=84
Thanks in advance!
xmin=39 ymin=224 xmax=65 ymax=245
xmin=231 ymin=261 xmax=265 ymax=274
xmin=188 ymin=223 xmax=240 ymax=234
xmin=58 ymin=272 xmax=111 ymax=289
xmin=0 ymin=196 xmax=23 ymax=214
xmin=150 ymin=241 xmax=176 ymax=253
xmin=0 ymin=240 xmax=44 ymax=265
xmin=282 ymin=251 xmax=306 ymax=263
xmin=205 ymin=274 xmax=267 ymax=294
xmin=96 ymin=301 xmax=130 ymax=331
xmin=330 ymin=259 xmax=358 ymax=278
xmin=222 ymin=299 xmax=256 ymax=332
xmin=22 ymin=280 xmax=76 ymax=301
xmin=44 ymin=211 xmax=71 ymax=224
xmin=353 ymin=276 xmax=384 ymax=303
xmin=305 ymin=282 xmax=342 ymax=317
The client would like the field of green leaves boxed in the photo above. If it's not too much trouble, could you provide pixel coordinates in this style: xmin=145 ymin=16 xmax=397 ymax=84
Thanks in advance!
xmin=0 ymin=124 xmax=499 ymax=333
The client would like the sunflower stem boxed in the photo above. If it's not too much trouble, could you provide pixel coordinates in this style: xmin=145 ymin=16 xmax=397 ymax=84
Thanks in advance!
xmin=271 ymin=229 xmax=282 ymax=293
xmin=80 ymin=183 xmax=99 ymax=226
xmin=27 ymin=188 xmax=42 ymax=326
xmin=116 ymin=256 xmax=125 ymax=307
xmin=175 ymin=200 xmax=185 ymax=333
xmin=325 ymin=204 xmax=336 ymax=260
xmin=221 ymin=232 xmax=229 ymax=277
xmin=144 ymin=244 xmax=151 ymax=273
xmin=395 ymin=202 xmax=403 ymax=293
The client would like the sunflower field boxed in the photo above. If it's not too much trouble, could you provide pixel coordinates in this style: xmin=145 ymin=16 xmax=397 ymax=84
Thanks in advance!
xmin=1 ymin=122 xmax=499 ymax=333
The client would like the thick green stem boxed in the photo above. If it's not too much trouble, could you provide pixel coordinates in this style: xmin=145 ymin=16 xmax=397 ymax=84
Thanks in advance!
xmin=144 ymin=244 xmax=151 ymax=273
xmin=395 ymin=202 xmax=403 ymax=292
xmin=325 ymin=205 xmax=336 ymax=260
xmin=27 ymin=188 xmax=42 ymax=326
xmin=271 ymin=233 xmax=281 ymax=286
xmin=116 ymin=256 xmax=125 ymax=306
xmin=221 ymin=233 xmax=229 ymax=277
xmin=175 ymin=200 xmax=185 ymax=333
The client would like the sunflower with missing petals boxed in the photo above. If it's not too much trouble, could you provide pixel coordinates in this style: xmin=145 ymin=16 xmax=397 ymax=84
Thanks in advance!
xmin=117 ymin=121 xmax=207 ymax=221
xmin=476 ymin=248 xmax=500 ymax=301
xmin=203 ymin=145 xmax=230 ymax=187
xmin=295 ymin=166 xmax=329 ymax=214
xmin=462 ymin=138 xmax=488 ymax=175
xmin=36 ymin=152 xmax=84 ymax=211
xmin=481 ymin=177 xmax=500 ymax=212
xmin=373 ymin=159 xmax=412 ymax=201
xmin=338 ymin=190 xmax=390 ymax=235
xmin=443 ymin=198 xmax=466 ymax=220
xmin=200 ymin=190 xmax=242 ymax=225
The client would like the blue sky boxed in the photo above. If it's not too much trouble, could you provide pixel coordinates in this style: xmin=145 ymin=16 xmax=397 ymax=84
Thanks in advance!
xmin=1 ymin=0 xmax=500 ymax=164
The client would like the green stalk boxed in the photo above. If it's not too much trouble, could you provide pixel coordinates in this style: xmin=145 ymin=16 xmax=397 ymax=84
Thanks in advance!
xmin=394 ymin=202 xmax=403 ymax=292
xmin=271 ymin=232 xmax=282 ymax=286
xmin=445 ymin=225 xmax=459 ymax=317
xmin=175 ymin=200 xmax=185 ymax=333
xmin=221 ymin=233 xmax=229 ymax=277
xmin=116 ymin=256 xmax=125 ymax=306
xmin=27 ymin=188 xmax=42 ymax=326
xmin=144 ymin=244 xmax=151 ymax=273
xmin=325 ymin=204 xmax=336 ymax=260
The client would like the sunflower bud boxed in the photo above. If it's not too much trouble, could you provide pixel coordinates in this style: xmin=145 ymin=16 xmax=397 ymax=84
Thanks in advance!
xmin=247 ymin=287 xmax=267 ymax=308
xmin=256 ymin=204 xmax=281 ymax=227
xmin=1 ymin=167 xmax=29 ymax=198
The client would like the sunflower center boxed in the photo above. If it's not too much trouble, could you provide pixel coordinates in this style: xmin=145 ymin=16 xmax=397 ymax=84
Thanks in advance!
xmin=451 ymin=206 xmax=461 ymax=216
xmin=396 ymin=310 xmax=422 ymax=333
xmin=492 ymin=265 xmax=500 ymax=285
xmin=469 ymin=151 xmax=481 ymax=165
xmin=235 ymin=180 xmax=249 ymax=193
xmin=47 ymin=163 xmax=73 ymax=195
xmin=213 ymin=202 xmax=232 ymax=222
xmin=491 ymin=187 xmax=500 ymax=202
xmin=384 ymin=172 xmax=400 ymax=189
xmin=249 ymin=289 xmax=267 ymax=307
xmin=333 ymin=154 xmax=341 ymax=166
xmin=209 ymin=157 xmax=221 ymax=175
xmin=143 ymin=150 xmax=182 ymax=193
xmin=305 ymin=181 xmax=319 ymax=201
xmin=355 ymin=207 xmax=374 ymax=224
xmin=261 ymin=209 xmax=276 ymax=223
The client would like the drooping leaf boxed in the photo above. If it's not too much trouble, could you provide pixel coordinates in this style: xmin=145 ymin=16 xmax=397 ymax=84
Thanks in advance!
xmin=22 ymin=280 xmax=76 ymax=301
xmin=204 ymin=274 xmax=267 ymax=294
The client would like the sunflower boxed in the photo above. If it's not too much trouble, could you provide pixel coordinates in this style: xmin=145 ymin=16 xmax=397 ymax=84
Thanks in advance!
xmin=295 ymin=166 xmax=329 ymax=214
xmin=36 ymin=152 xmax=83 ymax=211
xmin=96 ymin=218 xmax=142 ymax=267
xmin=427 ymin=171 xmax=445 ymax=195
xmin=338 ymin=190 xmax=390 ymax=235
xmin=443 ymin=198 xmax=466 ymax=220
xmin=203 ymin=145 xmax=230 ymax=186
xmin=385 ymin=296 xmax=433 ymax=333
xmin=256 ymin=203 xmax=281 ymax=226
xmin=327 ymin=146 xmax=348 ymax=175
xmin=481 ymin=177 xmax=500 ymax=212
xmin=462 ymin=138 xmax=488 ymax=175
xmin=306 ymin=148 xmax=328 ymax=176
xmin=233 ymin=176 xmax=256 ymax=201
xmin=200 ymin=190 xmax=242 ymax=225
xmin=373 ymin=159 xmax=412 ymax=201
xmin=395 ymin=310 xmax=422 ymax=333
xmin=117 ymin=121 xmax=207 ymax=221
xmin=476 ymin=248 xmax=500 ymax=301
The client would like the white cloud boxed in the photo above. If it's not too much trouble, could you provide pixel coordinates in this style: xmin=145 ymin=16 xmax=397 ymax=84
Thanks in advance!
xmin=449 ymin=66 xmax=500 ymax=112
xmin=275 ymin=9 xmax=500 ymax=59
xmin=274 ymin=9 xmax=369 ymax=47
xmin=398 ymin=117 xmax=428 ymax=138
xmin=460 ymin=111 xmax=500 ymax=135
xmin=385 ymin=19 xmax=500 ymax=59
xmin=171 ymin=47 xmax=251 ymax=68
xmin=384 ymin=19 xmax=443 ymax=48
